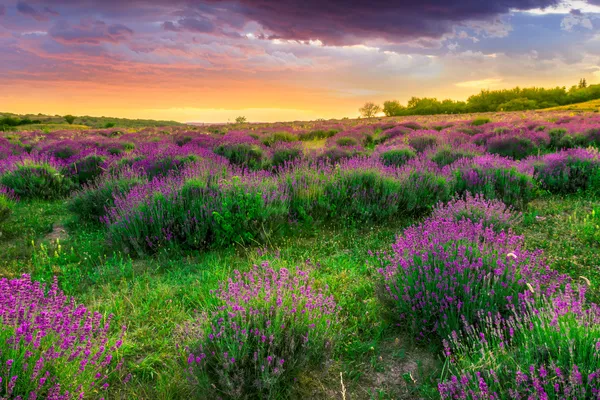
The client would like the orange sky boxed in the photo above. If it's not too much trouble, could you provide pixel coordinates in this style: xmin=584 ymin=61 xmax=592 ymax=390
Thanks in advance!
xmin=1 ymin=0 xmax=599 ymax=122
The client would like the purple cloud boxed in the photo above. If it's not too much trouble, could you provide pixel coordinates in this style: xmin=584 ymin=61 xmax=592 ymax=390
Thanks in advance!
xmin=17 ymin=1 xmax=48 ymax=21
xmin=177 ymin=17 xmax=215 ymax=33
xmin=18 ymin=0 xmax=565 ymax=44
xmin=49 ymin=20 xmax=134 ymax=44
xmin=0 ymin=5 xmax=5 ymax=16
xmin=206 ymin=0 xmax=563 ymax=44
xmin=162 ymin=21 xmax=179 ymax=31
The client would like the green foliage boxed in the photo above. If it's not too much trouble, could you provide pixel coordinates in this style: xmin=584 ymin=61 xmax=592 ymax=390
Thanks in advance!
xmin=336 ymin=137 xmax=359 ymax=147
xmin=235 ymin=116 xmax=248 ymax=124
xmin=471 ymin=117 xmax=491 ymax=126
xmin=407 ymin=135 xmax=438 ymax=152
xmin=260 ymin=132 xmax=298 ymax=146
xmin=359 ymin=102 xmax=382 ymax=118
xmin=0 ymin=194 xmax=14 ymax=223
xmin=487 ymin=136 xmax=539 ymax=160
xmin=1 ymin=162 xmax=75 ymax=199
xmin=379 ymin=81 xmax=600 ymax=116
xmin=379 ymin=148 xmax=416 ymax=167
xmin=534 ymin=158 xmax=600 ymax=194
xmin=383 ymin=100 xmax=405 ymax=117
xmin=63 ymin=114 xmax=76 ymax=125
xmin=271 ymin=146 xmax=302 ymax=168
xmin=297 ymin=129 xmax=338 ymax=141
xmin=68 ymin=177 xmax=144 ymax=223
xmin=211 ymin=180 xmax=289 ymax=247
xmin=453 ymin=166 xmax=536 ymax=209
xmin=430 ymin=145 xmax=479 ymax=167
xmin=573 ymin=207 xmax=600 ymax=245
xmin=104 ymin=122 xmax=116 ymax=128
xmin=70 ymin=154 xmax=107 ymax=185
xmin=214 ymin=143 xmax=267 ymax=170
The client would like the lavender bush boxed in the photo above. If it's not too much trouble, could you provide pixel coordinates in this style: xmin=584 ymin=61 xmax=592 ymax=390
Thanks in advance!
xmin=182 ymin=263 xmax=339 ymax=399
xmin=376 ymin=215 xmax=555 ymax=340
xmin=432 ymin=193 xmax=522 ymax=232
xmin=0 ymin=275 xmax=125 ymax=399
xmin=439 ymin=284 xmax=600 ymax=399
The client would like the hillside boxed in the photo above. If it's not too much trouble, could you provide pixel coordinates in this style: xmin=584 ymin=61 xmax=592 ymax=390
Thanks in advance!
xmin=0 ymin=112 xmax=185 ymax=131
xmin=546 ymin=98 xmax=600 ymax=112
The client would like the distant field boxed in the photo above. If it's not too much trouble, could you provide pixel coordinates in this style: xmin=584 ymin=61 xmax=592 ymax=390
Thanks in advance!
xmin=1 ymin=110 xmax=600 ymax=399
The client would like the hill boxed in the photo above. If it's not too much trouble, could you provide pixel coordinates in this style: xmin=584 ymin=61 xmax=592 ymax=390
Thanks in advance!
xmin=0 ymin=112 xmax=185 ymax=131
xmin=546 ymin=99 xmax=600 ymax=112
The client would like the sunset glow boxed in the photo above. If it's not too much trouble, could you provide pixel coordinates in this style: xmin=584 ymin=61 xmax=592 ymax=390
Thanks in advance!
xmin=1 ymin=0 xmax=599 ymax=122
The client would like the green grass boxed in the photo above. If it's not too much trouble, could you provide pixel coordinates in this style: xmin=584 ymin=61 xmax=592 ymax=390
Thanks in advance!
xmin=516 ymin=193 xmax=600 ymax=299
xmin=1 ymin=191 xmax=598 ymax=398
xmin=0 ymin=199 xmax=443 ymax=399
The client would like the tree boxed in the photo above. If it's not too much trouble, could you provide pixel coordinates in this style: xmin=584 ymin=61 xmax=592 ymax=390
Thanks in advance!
xmin=64 ymin=115 xmax=76 ymax=125
xmin=235 ymin=116 xmax=247 ymax=124
xmin=579 ymin=78 xmax=588 ymax=89
xmin=383 ymin=100 xmax=405 ymax=117
xmin=359 ymin=102 xmax=381 ymax=118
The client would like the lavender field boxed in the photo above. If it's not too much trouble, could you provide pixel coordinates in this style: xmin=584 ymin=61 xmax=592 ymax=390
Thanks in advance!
xmin=1 ymin=110 xmax=600 ymax=399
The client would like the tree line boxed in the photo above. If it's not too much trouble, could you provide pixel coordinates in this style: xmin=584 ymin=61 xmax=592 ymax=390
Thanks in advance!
xmin=359 ymin=79 xmax=600 ymax=118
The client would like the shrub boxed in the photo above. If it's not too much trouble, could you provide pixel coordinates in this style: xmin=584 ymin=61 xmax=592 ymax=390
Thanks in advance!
xmin=439 ymin=285 xmax=600 ymax=399
xmin=335 ymin=137 xmax=358 ymax=147
xmin=430 ymin=144 xmax=481 ymax=167
xmin=182 ymin=264 xmax=339 ymax=399
xmin=261 ymin=132 xmax=298 ymax=147
xmin=271 ymin=142 xmax=303 ymax=168
xmin=376 ymin=216 xmax=552 ymax=340
xmin=106 ymin=174 xmax=288 ymax=254
xmin=1 ymin=161 xmax=75 ymax=199
xmin=0 ymin=275 xmax=125 ymax=399
xmin=450 ymin=156 xmax=536 ymax=209
xmin=379 ymin=148 xmax=416 ymax=167
xmin=297 ymin=130 xmax=338 ymax=141
xmin=532 ymin=148 xmax=600 ymax=193
xmin=322 ymin=168 xmax=404 ymax=222
xmin=407 ymin=134 xmax=439 ymax=153
xmin=471 ymin=117 xmax=491 ymax=126
xmin=215 ymin=143 xmax=267 ymax=171
xmin=318 ymin=147 xmax=364 ymax=163
xmin=69 ymin=154 xmax=107 ymax=185
xmin=432 ymin=193 xmax=521 ymax=232
xmin=68 ymin=175 xmax=144 ymax=223
xmin=0 ymin=186 xmax=17 ymax=223
xmin=487 ymin=135 xmax=540 ymax=160
xmin=548 ymin=128 xmax=568 ymax=149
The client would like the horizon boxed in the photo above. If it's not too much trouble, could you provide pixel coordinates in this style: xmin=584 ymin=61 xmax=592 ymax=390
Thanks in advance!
xmin=1 ymin=0 xmax=600 ymax=122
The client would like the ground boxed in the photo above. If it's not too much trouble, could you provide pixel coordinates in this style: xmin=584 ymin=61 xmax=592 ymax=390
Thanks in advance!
xmin=1 ymin=190 xmax=597 ymax=398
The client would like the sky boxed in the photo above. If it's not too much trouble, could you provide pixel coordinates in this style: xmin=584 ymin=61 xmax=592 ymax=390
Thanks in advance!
xmin=0 ymin=0 xmax=599 ymax=123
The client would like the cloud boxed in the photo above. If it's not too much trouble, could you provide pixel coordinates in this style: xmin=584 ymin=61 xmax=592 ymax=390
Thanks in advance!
xmin=177 ymin=17 xmax=215 ymax=33
xmin=49 ymin=20 xmax=134 ymax=44
xmin=0 ymin=5 xmax=5 ymax=16
xmin=561 ymin=12 xmax=594 ymax=31
xmin=17 ymin=1 xmax=48 ymax=21
xmin=18 ymin=0 xmax=564 ymax=44
xmin=202 ymin=0 xmax=562 ymax=45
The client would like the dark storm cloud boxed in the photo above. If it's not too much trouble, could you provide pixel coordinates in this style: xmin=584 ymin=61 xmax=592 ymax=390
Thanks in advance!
xmin=19 ymin=0 xmax=567 ymax=44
